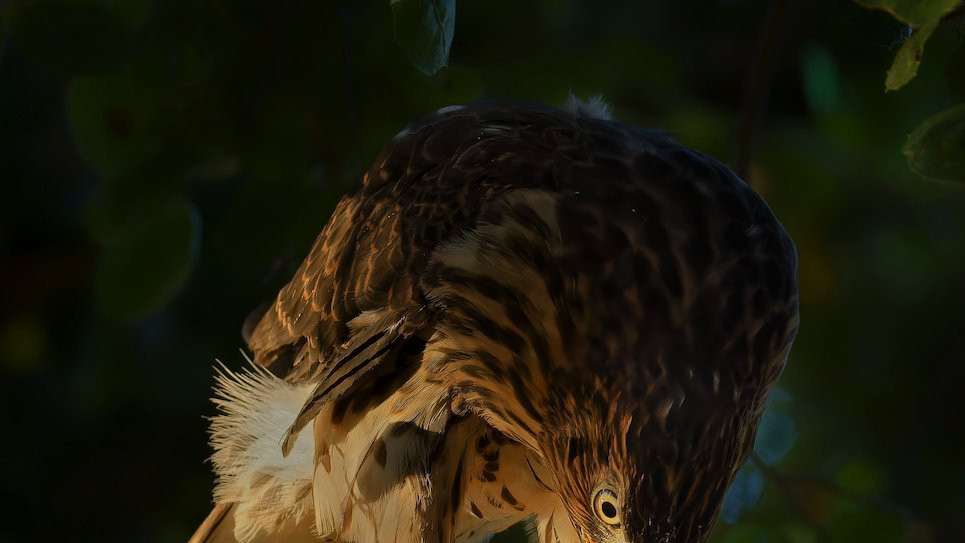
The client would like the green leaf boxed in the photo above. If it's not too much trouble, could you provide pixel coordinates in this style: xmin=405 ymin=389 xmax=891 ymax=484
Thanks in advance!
xmin=902 ymin=103 xmax=965 ymax=182
xmin=853 ymin=0 xmax=962 ymax=27
xmin=946 ymin=39 xmax=965 ymax=100
xmin=83 ymin=176 xmax=181 ymax=244
xmin=853 ymin=1 xmax=962 ymax=90
xmin=94 ymin=200 xmax=201 ymax=320
xmin=884 ymin=19 xmax=939 ymax=91
xmin=391 ymin=0 xmax=456 ymax=75
xmin=835 ymin=0 xmax=912 ymax=47
xmin=67 ymin=73 xmax=162 ymax=178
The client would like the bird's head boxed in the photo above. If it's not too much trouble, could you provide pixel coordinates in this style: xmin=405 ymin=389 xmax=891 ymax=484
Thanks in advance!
xmin=535 ymin=371 xmax=769 ymax=543
xmin=424 ymin=149 xmax=798 ymax=542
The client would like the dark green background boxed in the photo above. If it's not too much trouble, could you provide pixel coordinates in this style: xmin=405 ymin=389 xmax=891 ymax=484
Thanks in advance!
xmin=1 ymin=1 xmax=963 ymax=542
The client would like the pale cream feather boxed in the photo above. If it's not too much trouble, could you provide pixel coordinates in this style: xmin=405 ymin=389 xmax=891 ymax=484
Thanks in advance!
xmin=209 ymin=360 xmax=317 ymax=542
xmin=208 ymin=349 xmax=580 ymax=543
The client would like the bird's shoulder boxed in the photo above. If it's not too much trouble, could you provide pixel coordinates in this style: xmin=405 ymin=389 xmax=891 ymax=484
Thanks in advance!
xmin=244 ymin=100 xmax=738 ymax=382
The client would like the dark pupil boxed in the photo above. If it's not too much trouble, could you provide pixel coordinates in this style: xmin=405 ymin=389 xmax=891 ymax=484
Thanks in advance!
xmin=600 ymin=501 xmax=617 ymax=519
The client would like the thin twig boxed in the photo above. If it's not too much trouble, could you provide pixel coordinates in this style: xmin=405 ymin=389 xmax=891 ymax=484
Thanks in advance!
xmin=735 ymin=0 xmax=791 ymax=181
xmin=751 ymin=453 xmax=921 ymax=522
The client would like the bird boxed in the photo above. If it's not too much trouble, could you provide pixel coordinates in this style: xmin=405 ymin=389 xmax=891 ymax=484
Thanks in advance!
xmin=190 ymin=98 xmax=799 ymax=543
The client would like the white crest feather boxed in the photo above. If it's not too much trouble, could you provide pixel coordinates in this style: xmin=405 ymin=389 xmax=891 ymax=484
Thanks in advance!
xmin=565 ymin=92 xmax=612 ymax=120
xmin=208 ymin=358 xmax=316 ymax=542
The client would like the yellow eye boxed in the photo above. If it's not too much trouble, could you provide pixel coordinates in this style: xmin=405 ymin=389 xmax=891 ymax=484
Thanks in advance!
xmin=593 ymin=488 xmax=621 ymax=525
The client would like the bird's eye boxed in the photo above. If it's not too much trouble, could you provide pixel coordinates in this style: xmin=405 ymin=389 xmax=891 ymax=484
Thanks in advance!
xmin=593 ymin=488 xmax=621 ymax=525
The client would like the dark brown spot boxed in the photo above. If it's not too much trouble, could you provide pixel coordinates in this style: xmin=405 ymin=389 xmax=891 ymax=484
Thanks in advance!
xmin=342 ymin=497 xmax=354 ymax=530
xmin=500 ymin=486 xmax=518 ymax=506
xmin=461 ymin=365 xmax=487 ymax=379
xmin=506 ymin=410 xmax=536 ymax=438
xmin=451 ymin=458 xmax=465 ymax=512
xmin=508 ymin=366 xmax=541 ymax=421
xmin=319 ymin=451 xmax=332 ymax=473
xmin=510 ymin=203 xmax=554 ymax=240
xmin=373 ymin=438 xmax=387 ymax=466
xmin=525 ymin=456 xmax=553 ymax=492
xmin=475 ymin=350 xmax=507 ymax=379
xmin=469 ymin=501 xmax=483 ymax=518
xmin=329 ymin=398 xmax=350 ymax=426
xmin=567 ymin=437 xmax=584 ymax=463
xmin=455 ymin=302 xmax=527 ymax=354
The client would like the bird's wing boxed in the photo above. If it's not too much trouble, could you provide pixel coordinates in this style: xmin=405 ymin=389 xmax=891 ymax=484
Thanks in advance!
xmin=246 ymin=107 xmax=539 ymax=372
xmin=245 ymin=101 xmax=677 ymax=444
xmin=245 ymin=107 xmax=504 ymax=382
xmin=246 ymin=106 xmax=528 ymax=443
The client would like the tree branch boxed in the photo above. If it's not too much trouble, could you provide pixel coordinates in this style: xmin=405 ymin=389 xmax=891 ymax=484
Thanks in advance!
xmin=751 ymin=452 xmax=931 ymax=540
xmin=735 ymin=0 xmax=790 ymax=181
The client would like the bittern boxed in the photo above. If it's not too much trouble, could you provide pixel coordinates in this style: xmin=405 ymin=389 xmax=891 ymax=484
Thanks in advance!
xmin=191 ymin=99 xmax=799 ymax=543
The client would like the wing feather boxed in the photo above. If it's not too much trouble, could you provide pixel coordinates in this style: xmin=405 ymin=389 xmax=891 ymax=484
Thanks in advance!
xmin=280 ymin=309 xmax=415 ymax=455
xmin=243 ymin=99 xmax=679 ymax=412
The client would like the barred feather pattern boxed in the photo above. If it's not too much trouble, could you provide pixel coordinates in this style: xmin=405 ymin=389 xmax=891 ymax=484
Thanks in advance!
xmin=216 ymin=100 xmax=800 ymax=543
xmin=307 ymin=371 xmax=451 ymax=543
xmin=207 ymin=351 xmax=583 ymax=543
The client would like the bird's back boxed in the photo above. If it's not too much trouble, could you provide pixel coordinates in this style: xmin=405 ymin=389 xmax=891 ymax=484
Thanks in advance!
xmin=246 ymin=100 xmax=749 ymax=384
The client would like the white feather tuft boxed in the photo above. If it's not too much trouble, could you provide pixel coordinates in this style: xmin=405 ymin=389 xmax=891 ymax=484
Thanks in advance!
xmin=208 ymin=358 xmax=317 ymax=542
xmin=565 ymin=93 xmax=612 ymax=120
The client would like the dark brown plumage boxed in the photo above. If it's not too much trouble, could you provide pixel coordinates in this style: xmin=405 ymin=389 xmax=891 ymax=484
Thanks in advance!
xmin=197 ymin=100 xmax=798 ymax=543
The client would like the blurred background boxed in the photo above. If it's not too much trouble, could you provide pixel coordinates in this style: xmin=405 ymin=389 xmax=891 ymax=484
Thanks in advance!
xmin=1 ymin=1 xmax=963 ymax=542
